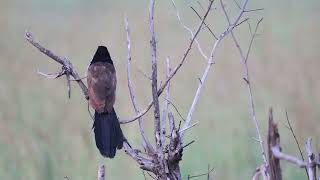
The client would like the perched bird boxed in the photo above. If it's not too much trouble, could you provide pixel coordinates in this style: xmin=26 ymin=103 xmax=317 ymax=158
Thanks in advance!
xmin=87 ymin=46 xmax=124 ymax=158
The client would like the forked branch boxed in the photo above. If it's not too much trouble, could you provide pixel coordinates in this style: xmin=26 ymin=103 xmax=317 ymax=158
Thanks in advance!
xmin=220 ymin=0 xmax=267 ymax=165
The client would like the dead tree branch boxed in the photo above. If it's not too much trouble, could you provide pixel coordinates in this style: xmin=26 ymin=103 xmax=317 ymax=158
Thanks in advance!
xmin=26 ymin=30 xmax=157 ymax=175
xmin=285 ymin=111 xmax=308 ymax=177
xmin=220 ymin=0 xmax=267 ymax=166
xmin=306 ymin=138 xmax=317 ymax=180
xmin=187 ymin=165 xmax=214 ymax=179
xmin=121 ymin=0 xmax=215 ymax=124
xmin=180 ymin=0 xmax=251 ymax=138
xmin=272 ymin=145 xmax=307 ymax=168
xmin=97 ymin=164 xmax=105 ymax=180
xmin=267 ymin=108 xmax=282 ymax=180
xmin=125 ymin=16 xmax=154 ymax=154
xmin=161 ymin=57 xmax=171 ymax=156
xmin=149 ymin=0 xmax=162 ymax=155
xmin=170 ymin=0 xmax=209 ymax=60
xmin=25 ymin=31 xmax=88 ymax=100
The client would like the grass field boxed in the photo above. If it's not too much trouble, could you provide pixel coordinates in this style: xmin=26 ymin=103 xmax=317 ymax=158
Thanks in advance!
xmin=1 ymin=0 xmax=320 ymax=179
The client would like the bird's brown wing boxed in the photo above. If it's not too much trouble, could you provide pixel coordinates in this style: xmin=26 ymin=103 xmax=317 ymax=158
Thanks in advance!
xmin=87 ymin=62 xmax=116 ymax=113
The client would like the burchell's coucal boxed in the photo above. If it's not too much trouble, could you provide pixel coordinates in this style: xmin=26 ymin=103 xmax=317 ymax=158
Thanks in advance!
xmin=87 ymin=46 xmax=124 ymax=158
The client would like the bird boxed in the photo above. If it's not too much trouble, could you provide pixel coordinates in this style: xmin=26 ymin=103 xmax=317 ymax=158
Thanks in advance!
xmin=87 ymin=46 xmax=124 ymax=158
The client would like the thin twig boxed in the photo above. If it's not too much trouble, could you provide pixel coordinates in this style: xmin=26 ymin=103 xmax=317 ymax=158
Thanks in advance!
xmin=181 ymin=0 xmax=250 ymax=138
xmin=87 ymin=102 xmax=94 ymax=121
xmin=187 ymin=167 xmax=214 ymax=179
xmin=197 ymin=1 xmax=205 ymax=10
xmin=121 ymin=0 xmax=215 ymax=124
xmin=25 ymin=31 xmax=88 ymax=99
xmin=125 ymin=15 xmax=154 ymax=153
xmin=245 ymin=18 xmax=263 ymax=63
xmin=244 ymin=8 xmax=264 ymax=13
xmin=285 ymin=111 xmax=308 ymax=177
xmin=136 ymin=67 xmax=152 ymax=81
xmin=182 ymin=140 xmax=195 ymax=149
xmin=179 ymin=122 xmax=198 ymax=134
xmin=220 ymin=0 xmax=267 ymax=165
xmin=190 ymin=6 xmax=218 ymax=40
xmin=170 ymin=0 xmax=209 ymax=60
xmin=163 ymin=97 xmax=186 ymax=121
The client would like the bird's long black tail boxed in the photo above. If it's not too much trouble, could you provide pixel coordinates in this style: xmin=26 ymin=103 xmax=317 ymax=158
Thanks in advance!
xmin=93 ymin=108 xmax=124 ymax=158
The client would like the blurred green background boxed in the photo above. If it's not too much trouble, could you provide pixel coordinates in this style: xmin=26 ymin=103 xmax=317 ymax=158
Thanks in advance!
xmin=1 ymin=0 xmax=320 ymax=179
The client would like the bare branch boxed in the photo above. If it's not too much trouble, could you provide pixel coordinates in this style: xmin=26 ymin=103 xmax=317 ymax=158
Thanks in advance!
xmin=149 ymin=0 xmax=161 ymax=152
xmin=245 ymin=18 xmax=263 ymax=63
xmin=187 ymin=166 xmax=214 ymax=179
xmin=37 ymin=69 xmax=65 ymax=79
xmin=182 ymin=140 xmax=195 ymax=149
xmin=306 ymin=138 xmax=316 ymax=180
xmin=25 ymin=31 xmax=89 ymax=100
xmin=125 ymin=15 xmax=154 ymax=153
xmin=181 ymin=0 xmax=250 ymax=138
xmin=179 ymin=122 xmax=198 ymax=134
xmin=97 ymin=164 xmax=105 ymax=180
xmin=123 ymin=141 xmax=155 ymax=172
xmin=285 ymin=111 xmax=308 ymax=177
xmin=220 ymin=0 xmax=267 ymax=165
xmin=170 ymin=0 xmax=209 ymax=60
xmin=190 ymin=6 xmax=218 ymax=40
xmin=136 ymin=68 xmax=152 ymax=81
xmin=121 ymin=0 xmax=215 ymax=124
xmin=267 ymin=108 xmax=282 ymax=180
xmin=161 ymin=57 xmax=171 ymax=153
xmin=252 ymin=165 xmax=269 ymax=180
xmin=163 ymin=97 xmax=186 ymax=122
xmin=272 ymin=145 xmax=307 ymax=168
xmin=244 ymin=8 xmax=264 ymax=13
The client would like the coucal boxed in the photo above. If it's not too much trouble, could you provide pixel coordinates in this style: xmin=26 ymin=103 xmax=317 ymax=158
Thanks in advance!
xmin=87 ymin=46 xmax=124 ymax=158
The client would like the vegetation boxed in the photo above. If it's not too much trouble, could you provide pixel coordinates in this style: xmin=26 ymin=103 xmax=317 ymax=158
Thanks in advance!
xmin=1 ymin=0 xmax=320 ymax=179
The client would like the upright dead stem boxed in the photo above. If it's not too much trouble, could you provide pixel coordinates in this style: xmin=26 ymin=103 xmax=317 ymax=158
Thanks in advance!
xmin=220 ymin=0 xmax=267 ymax=166
xmin=125 ymin=15 xmax=154 ymax=154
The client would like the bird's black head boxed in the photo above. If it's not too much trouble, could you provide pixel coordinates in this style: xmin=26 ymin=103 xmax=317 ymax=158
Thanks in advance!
xmin=90 ymin=46 xmax=113 ymax=65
